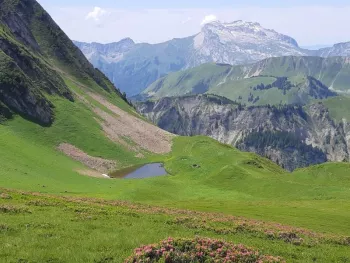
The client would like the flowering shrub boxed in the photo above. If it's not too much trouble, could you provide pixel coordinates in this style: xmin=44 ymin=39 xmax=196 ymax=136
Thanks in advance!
xmin=125 ymin=237 xmax=285 ymax=263
xmin=168 ymin=217 xmax=306 ymax=246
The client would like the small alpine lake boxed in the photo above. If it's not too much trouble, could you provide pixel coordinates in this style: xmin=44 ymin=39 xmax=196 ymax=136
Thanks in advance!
xmin=109 ymin=163 xmax=168 ymax=179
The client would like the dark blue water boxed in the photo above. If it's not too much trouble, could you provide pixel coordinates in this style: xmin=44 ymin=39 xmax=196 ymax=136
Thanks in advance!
xmin=110 ymin=163 xmax=168 ymax=179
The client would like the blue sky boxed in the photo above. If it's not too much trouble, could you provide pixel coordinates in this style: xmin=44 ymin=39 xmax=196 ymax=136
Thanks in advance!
xmin=39 ymin=0 xmax=350 ymax=8
xmin=37 ymin=0 xmax=350 ymax=45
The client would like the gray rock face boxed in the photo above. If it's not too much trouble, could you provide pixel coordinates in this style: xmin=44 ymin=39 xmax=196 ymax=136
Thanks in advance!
xmin=0 ymin=45 xmax=55 ymax=125
xmin=74 ymin=38 xmax=135 ymax=65
xmin=136 ymin=95 xmax=350 ymax=170
xmin=316 ymin=42 xmax=350 ymax=57
xmin=189 ymin=21 xmax=305 ymax=67
xmin=0 ymin=0 xmax=71 ymax=125
xmin=0 ymin=79 xmax=54 ymax=125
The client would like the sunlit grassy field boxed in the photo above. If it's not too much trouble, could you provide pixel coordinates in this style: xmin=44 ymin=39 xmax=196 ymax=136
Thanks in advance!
xmin=1 ymin=109 xmax=350 ymax=236
xmin=1 ymin=190 xmax=350 ymax=263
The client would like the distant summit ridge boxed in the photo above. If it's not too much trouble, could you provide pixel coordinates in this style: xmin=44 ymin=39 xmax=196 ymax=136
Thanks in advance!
xmin=202 ymin=20 xmax=299 ymax=48
xmin=75 ymin=20 xmax=350 ymax=96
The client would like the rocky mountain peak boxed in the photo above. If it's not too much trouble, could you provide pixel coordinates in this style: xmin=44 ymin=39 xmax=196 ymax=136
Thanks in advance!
xmin=200 ymin=20 xmax=299 ymax=48
xmin=74 ymin=37 xmax=136 ymax=64
xmin=76 ymin=37 xmax=135 ymax=53
xmin=204 ymin=20 xmax=263 ymax=31
xmin=191 ymin=20 xmax=304 ymax=68
xmin=118 ymin=37 xmax=135 ymax=45
xmin=317 ymin=41 xmax=350 ymax=57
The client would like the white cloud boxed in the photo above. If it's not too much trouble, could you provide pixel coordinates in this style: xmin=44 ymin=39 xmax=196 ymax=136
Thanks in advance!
xmin=41 ymin=5 xmax=350 ymax=46
xmin=201 ymin=14 xmax=217 ymax=25
xmin=86 ymin=7 xmax=107 ymax=21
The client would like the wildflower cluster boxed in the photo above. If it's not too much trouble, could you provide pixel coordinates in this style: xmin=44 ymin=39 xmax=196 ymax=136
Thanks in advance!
xmin=125 ymin=237 xmax=284 ymax=263
xmin=169 ymin=217 xmax=306 ymax=246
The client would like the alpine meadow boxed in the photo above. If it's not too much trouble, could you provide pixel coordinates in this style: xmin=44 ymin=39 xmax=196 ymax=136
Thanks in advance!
xmin=1 ymin=1 xmax=350 ymax=263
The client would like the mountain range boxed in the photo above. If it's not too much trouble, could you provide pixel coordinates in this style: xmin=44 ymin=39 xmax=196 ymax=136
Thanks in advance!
xmin=75 ymin=21 xmax=350 ymax=96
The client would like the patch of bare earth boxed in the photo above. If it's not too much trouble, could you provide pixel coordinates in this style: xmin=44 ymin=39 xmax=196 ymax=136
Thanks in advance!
xmin=88 ymin=92 xmax=174 ymax=154
xmin=57 ymin=143 xmax=117 ymax=175
xmin=75 ymin=169 xmax=107 ymax=178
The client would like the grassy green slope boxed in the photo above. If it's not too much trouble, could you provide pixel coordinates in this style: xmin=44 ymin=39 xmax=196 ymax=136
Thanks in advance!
xmin=256 ymin=56 xmax=350 ymax=92
xmin=322 ymin=96 xmax=350 ymax=122
xmin=144 ymin=63 xmax=231 ymax=97
xmin=2 ymin=191 xmax=350 ymax=263
xmin=0 ymin=0 xmax=131 ymax=125
xmin=1 ymin=134 xmax=350 ymax=262
xmin=1 ymin=122 xmax=350 ymax=235
xmin=143 ymin=56 xmax=350 ymax=105
xmin=0 ymin=0 xmax=145 ymax=159
xmin=0 ymin=0 xmax=163 ymax=192
xmin=147 ymin=73 xmax=336 ymax=106
xmin=209 ymin=76 xmax=278 ymax=104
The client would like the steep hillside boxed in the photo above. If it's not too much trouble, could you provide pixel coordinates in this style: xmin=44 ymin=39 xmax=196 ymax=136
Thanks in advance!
xmin=0 ymin=0 xmax=133 ymax=125
xmin=0 ymin=0 xmax=173 ymax=175
xmin=136 ymin=94 xmax=350 ymax=170
xmin=142 ymin=56 xmax=350 ymax=104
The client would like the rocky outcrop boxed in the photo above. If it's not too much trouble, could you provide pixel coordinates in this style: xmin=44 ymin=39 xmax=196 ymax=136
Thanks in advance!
xmin=0 ymin=49 xmax=55 ymax=125
xmin=136 ymin=95 xmax=350 ymax=170
xmin=236 ymin=131 xmax=327 ymax=171
xmin=0 ymin=0 xmax=74 ymax=125
xmin=189 ymin=20 xmax=305 ymax=67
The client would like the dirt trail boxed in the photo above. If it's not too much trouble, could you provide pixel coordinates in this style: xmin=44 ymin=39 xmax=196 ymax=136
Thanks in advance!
xmin=57 ymin=143 xmax=117 ymax=174
xmin=88 ymin=92 xmax=174 ymax=154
